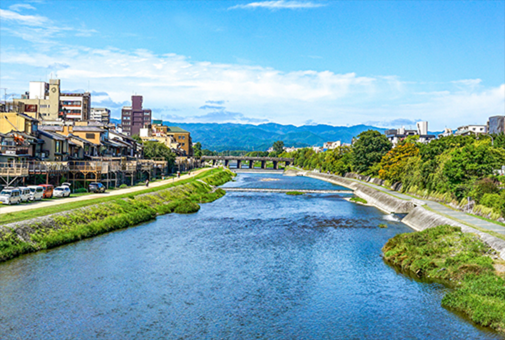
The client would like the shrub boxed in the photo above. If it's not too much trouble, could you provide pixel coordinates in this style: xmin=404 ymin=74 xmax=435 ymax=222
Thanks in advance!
xmin=74 ymin=188 xmax=87 ymax=193
xmin=119 ymin=184 xmax=128 ymax=189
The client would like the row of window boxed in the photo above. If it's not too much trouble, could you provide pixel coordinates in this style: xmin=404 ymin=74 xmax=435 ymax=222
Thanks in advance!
xmin=61 ymin=101 xmax=82 ymax=106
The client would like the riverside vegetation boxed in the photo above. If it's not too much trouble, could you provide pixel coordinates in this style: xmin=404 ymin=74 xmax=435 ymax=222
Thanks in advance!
xmin=282 ymin=131 xmax=505 ymax=221
xmin=0 ymin=168 xmax=235 ymax=263
xmin=383 ymin=225 xmax=505 ymax=332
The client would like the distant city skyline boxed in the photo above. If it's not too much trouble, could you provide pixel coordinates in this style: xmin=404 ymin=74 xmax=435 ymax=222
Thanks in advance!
xmin=1 ymin=0 xmax=504 ymax=129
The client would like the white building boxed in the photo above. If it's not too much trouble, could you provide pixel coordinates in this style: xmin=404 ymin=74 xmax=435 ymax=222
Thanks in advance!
xmin=455 ymin=125 xmax=487 ymax=136
xmin=385 ymin=121 xmax=436 ymax=146
xmin=323 ymin=141 xmax=341 ymax=150
xmin=90 ymin=108 xmax=110 ymax=124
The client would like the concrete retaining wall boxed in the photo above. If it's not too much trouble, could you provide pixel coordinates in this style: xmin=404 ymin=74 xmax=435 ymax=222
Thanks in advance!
xmin=305 ymin=172 xmax=415 ymax=214
xmin=294 ymin=170 xmax=505 ymax=260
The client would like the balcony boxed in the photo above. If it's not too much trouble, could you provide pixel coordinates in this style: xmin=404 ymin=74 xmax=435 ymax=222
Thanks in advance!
xmin=0 ymin=145 xmax=30 ymax=156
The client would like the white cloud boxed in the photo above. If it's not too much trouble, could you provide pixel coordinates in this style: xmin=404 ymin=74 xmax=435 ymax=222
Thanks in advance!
xmin=0 ymin=8 xmax=48 ymax=26
xmin=229 ymin=0 xmax=325 ymax=10
xmin=9 ymin=4 xmax=36 ymax=12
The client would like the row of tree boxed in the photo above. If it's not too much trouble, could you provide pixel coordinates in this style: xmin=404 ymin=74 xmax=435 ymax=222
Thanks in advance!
xmin=283 ymin=130 xmax=505 ymax=218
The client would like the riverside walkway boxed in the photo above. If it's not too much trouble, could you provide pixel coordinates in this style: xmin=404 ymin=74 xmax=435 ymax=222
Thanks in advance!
xmin=223 ymin=188 xmax=352 ymax=194
xmin=313 ymin=171 xmax=505 ymax=235
xmin=0 ymin=168 xmax=210 ymax=215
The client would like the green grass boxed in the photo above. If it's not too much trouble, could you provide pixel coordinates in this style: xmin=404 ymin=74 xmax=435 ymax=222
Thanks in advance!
xmin=0 ymin=168 xmax=224 ymax=225
xmin=350 ymin=197 xmax=368 ymax=204
xmin=0 ymin=169 xmax=234 ymax=263
xmin=378 ymin=223 xmax=388 ymax=228
xmin=286 ymin=191 xmax=304 ymax=196
xmin=383 ymin=225 xmax=505 ymax=332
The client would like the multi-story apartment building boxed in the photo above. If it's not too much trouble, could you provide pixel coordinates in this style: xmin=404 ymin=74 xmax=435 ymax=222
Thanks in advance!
xmin=121 ymin=95 xmax=151 ymax=136
xmin=14 ymin=79 xmax=91 ymax=121
xmin=488 ymin=116 xmax=505 ymax=134
xmin=90 ymin=108 xmax=111 ymax=124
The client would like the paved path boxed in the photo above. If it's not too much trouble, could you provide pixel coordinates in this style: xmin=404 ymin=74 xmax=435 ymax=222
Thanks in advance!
xmin=0 ymin=168 xmax=210 ymax=215
xmin=310 ymin=170 xmax=505 ymax=235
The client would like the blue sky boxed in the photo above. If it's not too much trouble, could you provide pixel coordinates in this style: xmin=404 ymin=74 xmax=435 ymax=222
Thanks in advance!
xmin=1 ymin=0 xmax=504 ymax=129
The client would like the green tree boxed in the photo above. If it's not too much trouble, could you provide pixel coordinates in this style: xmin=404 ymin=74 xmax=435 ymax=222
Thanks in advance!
xmin=352 ymin=130 xmax=392 ymax=174
xmin=194 ymin=142 xmax=202 ymax=159
xmin=379 ymin=143 xmax=419 ymax=183
xmin=131 ymin=134 xmax=143 ymax=144
xmin=272 ymin=140 xmax=285 ymax=156
xmin=143 ymin=141 xmax=176 ymax=168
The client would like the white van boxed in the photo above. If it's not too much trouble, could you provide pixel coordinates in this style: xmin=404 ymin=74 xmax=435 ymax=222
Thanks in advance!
xmin=0 ymin=188 xmax=22 ymax=205
xmin=17 ymin=187 xmax=31 ymax=203
xmin=28 ymin=186 xmax=44 ymax=201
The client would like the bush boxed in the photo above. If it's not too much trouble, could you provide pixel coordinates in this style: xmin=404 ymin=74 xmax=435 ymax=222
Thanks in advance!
xmin=383 ymin=225 xmax=505 ymax=331
xmin=119 ymin=184 xmax=128 ymax=189
xmin=74 ymin=188 xmax=87 ymax=193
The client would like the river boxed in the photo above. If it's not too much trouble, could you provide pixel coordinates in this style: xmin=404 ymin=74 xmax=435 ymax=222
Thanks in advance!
xmin=0 ymin=173 xmax=502 ymax=339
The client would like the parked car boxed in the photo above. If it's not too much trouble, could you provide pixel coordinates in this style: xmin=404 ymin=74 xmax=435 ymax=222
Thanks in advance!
xmin=28 ymin=186 xmax=44 ymax=201
xmin=17 ymin=187 xmax=31 ymax=203
xmin=89 ymin=182 xmax=106 ymax=193
xmin=39 ymin=184 xmax=54 ymax=198
xmin=53 ymin=186 xmax=71 ymax=198
xmin=0 ymin=188 xmax=21 ymax=205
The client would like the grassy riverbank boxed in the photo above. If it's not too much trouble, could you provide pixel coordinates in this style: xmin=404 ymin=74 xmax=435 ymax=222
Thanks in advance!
xmin=0 ymin=169 xmax=235 ymax=263
xmin=383 ymin=225 xmax=505 ymax=332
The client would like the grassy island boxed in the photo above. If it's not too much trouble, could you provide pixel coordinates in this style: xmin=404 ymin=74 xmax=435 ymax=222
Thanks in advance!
xmin=0 ymin=168 xmax=235 ymax=263
xmin=350 ymin=197 xmax=368 ymax=204
xmin=383 ymin=225 xmax=505 ymax=332
xmin=286 ymin=191 xmax=304 ymax=196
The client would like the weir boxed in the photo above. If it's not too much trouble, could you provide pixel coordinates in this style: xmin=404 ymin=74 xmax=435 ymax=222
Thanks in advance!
xmin=223 ymin=188 xmax=352 ymax=194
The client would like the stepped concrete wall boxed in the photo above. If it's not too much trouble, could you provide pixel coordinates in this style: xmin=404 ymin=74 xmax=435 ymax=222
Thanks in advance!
xmin=305 ymin=172 xmax=415 ymax=214
xmin=292 ymin=170 xmax=505 ymax=260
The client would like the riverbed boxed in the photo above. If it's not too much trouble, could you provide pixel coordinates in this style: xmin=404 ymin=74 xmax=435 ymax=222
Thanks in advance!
xmin=0 ymin=173 xmax=502 ymax=339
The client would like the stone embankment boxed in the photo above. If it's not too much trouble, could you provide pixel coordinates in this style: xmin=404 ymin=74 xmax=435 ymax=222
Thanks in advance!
xmin=288 ymin=169 xmax=505 ymax=260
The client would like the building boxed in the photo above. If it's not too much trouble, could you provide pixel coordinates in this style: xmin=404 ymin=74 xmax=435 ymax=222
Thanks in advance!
xmin=139 ymin=123 xmax=193 ymax=156
xmin=14 ymin=79 xmax=91 ymax=121
xmin=384 ymin=121 xmax=436 ymax=146
xmin=90 ymin=108 xmax=111 ymax=125
xmin=323 ymin=141 xmax=341 ymax=150
xmin=438 ymin=128 xmax=453 ymax=138
xmin=488 ymin=116 xmax=505 ymax=134
xmin=455 ymin=125 xmax=487 ymax=136
xmin=121 ymin=95 xmax=151 ymax=136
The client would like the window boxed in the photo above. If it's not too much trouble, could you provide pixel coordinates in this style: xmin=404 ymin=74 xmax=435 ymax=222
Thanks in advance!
xmin=123 ymin=116 xmax=130 ymax=120
xmin=182 ymin=143 xmax=185 ymax=146
xmin=55 ymin=141 xmax=61 ymax=153
xmin=86 ymin=133 xmax=95 ymax=139
xmin=25 ymin=105 xmax=37 ymax=112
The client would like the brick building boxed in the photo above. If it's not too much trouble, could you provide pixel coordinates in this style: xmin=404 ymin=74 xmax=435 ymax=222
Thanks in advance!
xmin=121 ymin=95 xmax=151 ymax=136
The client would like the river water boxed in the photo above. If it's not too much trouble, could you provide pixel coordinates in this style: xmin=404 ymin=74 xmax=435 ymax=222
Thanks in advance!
xmin=0 ymin=173 xmax=502 ymax=339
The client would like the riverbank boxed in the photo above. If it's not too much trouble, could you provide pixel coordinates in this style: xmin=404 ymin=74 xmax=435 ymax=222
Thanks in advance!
xmin=383 ymin=225 xmax=505 ymax=333
xmin=291 ymin=169 xmax=505 ymax=334
xmin=289 ymin=170 xmax=505 ymax=260
xmin=0 ymin=168 xmax=235 ymax=263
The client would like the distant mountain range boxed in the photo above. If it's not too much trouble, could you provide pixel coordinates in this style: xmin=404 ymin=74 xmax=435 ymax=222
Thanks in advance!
xmin=109 ymin=119 xmax=444 ymax=152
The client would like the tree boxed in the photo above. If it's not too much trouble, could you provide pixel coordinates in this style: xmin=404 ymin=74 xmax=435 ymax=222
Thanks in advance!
xmin=131 ymin=134 xmax=143 ymax=144
xmin=352 ymin=130 xmax=392 ymax=174
xmin=194 ymin=142 xmax=202 ymax=159
xmin=272 ymin=140 xmax=285 ymax=156
xmin=379 ymin=143 xmax=419 ymax=183
xmin=143 ymin=141 xmax=176 ymax=168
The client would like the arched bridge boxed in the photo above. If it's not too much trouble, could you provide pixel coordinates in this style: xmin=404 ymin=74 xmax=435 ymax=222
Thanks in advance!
xmin=201 ymin=156 xmax=294 ymax=170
